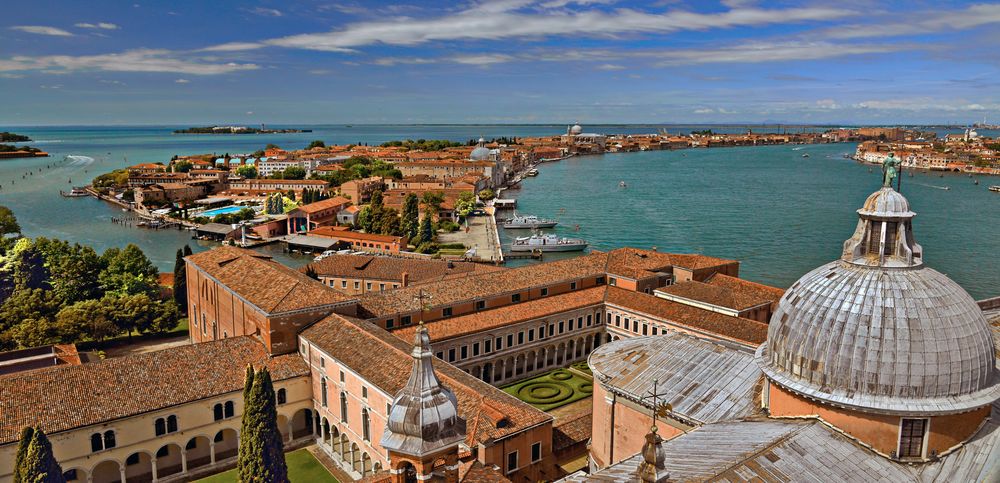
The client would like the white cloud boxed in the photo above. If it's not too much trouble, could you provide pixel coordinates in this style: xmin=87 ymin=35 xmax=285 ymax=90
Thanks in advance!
xmin=652 ymin=41 xmax=904 ymax=65
xmin=452 ymin=54 xmax=514 ymax=65
xmin=597 ymin=63 xmax=625 ymax=70
xmin=0 ymin=49 xmax=259 ymax=75
xmin=693 ymin=108 xmax=714 ymax=113
xmin=204 ymin=3 xmax=854 ymax=52
xmin=200 ymin=42 xmax=267 ymax=52
xmin=174 ymin=78 xmax=190 ymax=83
xmin=854 ymin=98 xmax=1000 ymax=112
xmin=821 ymin=3 xmax=1000 ymax=40
xmin=0 ymin=73 xmax=24 ymax=79
xmin=75 ymin=22 xmax=120 ymax=30
xmin=816 ymin=99 xmax=839 ymax=109
xmin=10 ymin=26 xmax=74 ymax=37
xmin=247 ymin=7 xmax=283 ymax=17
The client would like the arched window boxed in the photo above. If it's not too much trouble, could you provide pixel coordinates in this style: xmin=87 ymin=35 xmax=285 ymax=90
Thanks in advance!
xmin=155 ymin=418 xmax=166 ymax=436
xmin=103 ymin=430 xmax=116 ymax=449
xmin=90 ymin=433 xmax=103 ymax=452
xmin=321 ymin=377 xmax=328 ymax=407
xmin=214 ymin=431 xmax=224 ymax=443
xmin=277 ymin=388 xmax=287 ymax=405
xmin=362 ymin=408 xmax=371 ymax=442
xmin=213 ymin=403 xmax=224 ymax=421
xmin=224 ymin=401 xmax=235 ymax=418
xmin=340 ymin=392 xmax=348 ymax=422
xmin=167 ymin=415 xmax=178 ymax=433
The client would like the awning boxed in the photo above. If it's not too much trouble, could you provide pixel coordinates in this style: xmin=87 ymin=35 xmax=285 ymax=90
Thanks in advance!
xmin=285 ymin=234 xmax=338 ymax=250
xmin=196 ymin=223 xmax=237 ymax=235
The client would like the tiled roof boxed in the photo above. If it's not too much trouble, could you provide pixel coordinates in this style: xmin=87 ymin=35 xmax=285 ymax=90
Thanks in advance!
xmin=186 ymin=246 xmax=353 ymax=314
xmin=705 ymin=273 xmax=785 ymax=306
xmin=301 ymin=315 xmax=551 ymax=446
xmin=391 ymin=287 xmax=606 ymax=342
xmin=459 ymin=460 xmax=512 ymax=482
xmin=605 ymin=287 xmax=768 ymax=346
xmin=310 ymin=227 xmax=405 ymax=244
xmin=0 ymin=337 xmax=308 ymax=444
xmin=308 ymin=255 xmax=501 ymax=285
xmin=604 ymin=248 xmax=737 ymax=280
xmin=293 ymin=196 xmax=351 ymax=214
xmin=357 ymin=252 xmax=610 ymax=318
xmin=553 ymin=412 xmax=592 ymax=452
xmin=655 ymin=280 xmax=773 ymax=311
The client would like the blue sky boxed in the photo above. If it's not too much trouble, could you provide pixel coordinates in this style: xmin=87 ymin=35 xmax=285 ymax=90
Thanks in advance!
xmin=1 ymin=0 xmax=999 ymax=125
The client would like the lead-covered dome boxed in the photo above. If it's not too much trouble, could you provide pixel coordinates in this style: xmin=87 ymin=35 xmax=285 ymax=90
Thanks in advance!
xmin=757 ymin=186 xmax=1000 ymax=415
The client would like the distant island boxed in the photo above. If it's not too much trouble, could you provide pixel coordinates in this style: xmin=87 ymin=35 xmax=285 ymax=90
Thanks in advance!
xmin=0 ymin=132 xmax=32 ymax=142
xmin=173 ymin=125 xmax=312 ymax=134
xmin=0 ymin=144 xmax=48 ymax=158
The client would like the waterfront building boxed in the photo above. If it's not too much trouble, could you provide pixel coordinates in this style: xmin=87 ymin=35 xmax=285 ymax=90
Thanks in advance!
xmin=127 ymin=162 xmax=167 ymax=175
xmin=308 ymin=255 xmax=502 ymax=295
xmin=309 ymin=227 xmax=409 ymax=254
xmin=568 ymin=185 xmax=1000 ymax=481
xmin=227 ymin=178 xmax=328 ymax=197
xmin=286 ymin=196 xmax=352 ymax=234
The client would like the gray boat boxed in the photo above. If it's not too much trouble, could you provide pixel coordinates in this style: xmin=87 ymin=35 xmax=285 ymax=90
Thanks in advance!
xmin=510 ymin=234 xmax=587 ymax=252
xmin=503 ymin=213 xmax=558 ymax=229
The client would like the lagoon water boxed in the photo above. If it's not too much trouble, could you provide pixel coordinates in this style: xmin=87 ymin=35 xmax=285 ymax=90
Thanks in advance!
xmin=1 ymin=125 xmax=998 ymax=298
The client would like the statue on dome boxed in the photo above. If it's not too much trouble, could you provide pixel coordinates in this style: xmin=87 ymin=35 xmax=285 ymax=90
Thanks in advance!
xmin=882 ymin=152 xmax=899 ymax=188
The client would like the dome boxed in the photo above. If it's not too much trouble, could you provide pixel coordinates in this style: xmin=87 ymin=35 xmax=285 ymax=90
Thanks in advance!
xmin=858 ymin=187 xmax=914 ymax=218
xmin=756 ymin=187 xmax=1000 ymax=415
xmin=570 ymin=123 xmax=583 ymax=135
xmin=470 ymin=146 xmax=491 ymax=161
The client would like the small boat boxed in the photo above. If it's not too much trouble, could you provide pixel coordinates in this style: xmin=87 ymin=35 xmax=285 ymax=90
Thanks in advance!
xmin=60 ymin=187 xmax=89 ymax=197
xmin=989 ymin=186 xmax=1000 ymax=193
xmin=503 ymin=213 xmax=558 ymax=229
xmin=619 ymin=181 xmax=627 ymax=188
xmin=801 ymin=153 xmax=810 ymax=158
xmin=525 ymin=169 xmax=539 ymax=177
xmin=510 ymin=234 xmax=587 ymax=252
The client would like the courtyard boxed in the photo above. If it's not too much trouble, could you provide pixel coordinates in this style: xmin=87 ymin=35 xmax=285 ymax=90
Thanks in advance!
xmin=502 ymin=363 xmax=594 ymax=411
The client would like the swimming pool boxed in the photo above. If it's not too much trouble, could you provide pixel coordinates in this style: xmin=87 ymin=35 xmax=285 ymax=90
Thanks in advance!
xmin=201 ymin=205 xmax=247 ymax=217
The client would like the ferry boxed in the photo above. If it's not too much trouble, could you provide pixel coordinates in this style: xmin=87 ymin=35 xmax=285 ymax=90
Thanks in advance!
xmin=503 ymin=213 xmax=558 ymax=229
xmin=989 ymin=186 xmax=1000 ymax=193
xmin=510 ymin=234 xmax=587 ymax=252
xmin=525 ymin=169 xmax=539 ymax=177
xmin=60 ymin=186 xmax=89 ymax=197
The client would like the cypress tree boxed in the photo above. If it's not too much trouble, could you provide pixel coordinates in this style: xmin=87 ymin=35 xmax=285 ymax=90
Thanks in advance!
xmin=419 ymin=211 xmax=434 ymax=245
xmin=14 ymin=426 xmax=34 ymax=483
xmin=20 ymin=428 xmax=64 ymax=483
xmin=184 ymin=244 xmax=193 ymax=257
xmin=238 ymin=367 xmax=288 ymax=483
xmin=173 ymin=247 xmax=188 ymax=312
xmin=402 ymin=193 xmax=419 ymax=242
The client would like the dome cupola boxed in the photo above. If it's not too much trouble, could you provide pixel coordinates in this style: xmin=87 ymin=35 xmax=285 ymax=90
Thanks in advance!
xmin=470 ymin=136 xmax=491 ymax=161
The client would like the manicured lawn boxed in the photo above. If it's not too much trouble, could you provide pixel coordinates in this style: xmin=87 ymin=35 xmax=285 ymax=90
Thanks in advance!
xmin=196 ymin=448 xmax=338 ymax=483
xmin=502 ymin=367 xmax=594 ymax=411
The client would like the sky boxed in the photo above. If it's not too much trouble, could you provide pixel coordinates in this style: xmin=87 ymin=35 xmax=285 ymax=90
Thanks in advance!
xmin=1 ymin=0 xmax=999 ymax=125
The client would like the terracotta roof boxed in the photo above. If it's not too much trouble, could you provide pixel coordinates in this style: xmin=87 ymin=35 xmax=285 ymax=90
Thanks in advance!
xmin=705 ymin=273 xmax=785 ymax=306
xmin=391 ymin=286 xmax=606 ymax=342
xmin=656 ymin=280 xmax=773 ymax=311
xmin=605 ymin=287 xmax=768 ymax=346
xmin=301 ymin=315 xmax=551 ymax=446
xmin=307 ymin=255 xmax=501 ymax=285
xmin=459 ymin=460 xmax=511 ymax=482
xmin=310 ymin=227 xmax=405 ymax=244
xmin=356 ymin=252 xmax=610 ymax=318
xmin=185 ymin=246 xmax=353 ymax=314
xmin=0 ymin=336 xmax=308 ymax=444
xmin=553 ymin=412 xmax=592 ymax=452
xmin=293 ymin=196 xmax=351 ymax=214
xmin=604 ymin=248 xmax=737 ymax=280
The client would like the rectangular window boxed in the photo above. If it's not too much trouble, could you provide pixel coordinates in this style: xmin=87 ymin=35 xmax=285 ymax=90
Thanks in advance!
xmin=609 ymin=277 xmax=617 ymax=286
xmin=379 ymin=283 xmax=385 ymax=291
xmin=476 ymin=300 xmax=486 ymax=311
xmin=596 ymin=313 xmax=602 ymax=324
xmin=496 ymin=337 xmax=503 ymax=350
xmin=615 ymin=315 xmax=621 ymax=327
xmin=528 ymin=329 xmax=534 ymax=342
xmin=642 ymin=323 xmax=648 ymax=335
xmin=354 ymin=281 xmax=360 ymax=289
xmin=507 ymin=334 xmax=514 ymax=347
xmin=400 ymin=315 xmax=412 ymax=326
xmin=342 ymin=280 xmax=347 ymax=288
xmin=362 ymin=386 xmax=368 ymax=399
xmin=511 ymin=293 xmax=521 ymax=303
xmin=320 ymin=357 xmax=325 ymax=368
xmin=443 ymin=307 xmax=453 ymax=317
xmin=366 ymin=282 xmax=372 ymax=290
xmin=539 ymin=325 xmax=545 ymax=338
xmin=340 ymin=371 xmax=345 ymax=383
xmin=577 ymin=317 xmax=583 ymax=329
xmin=570 ymin=281 xmax=577 ymax=290
xmin=899 ymin=419 xmax=928 ymax=458
xmin=461 ymin=346 xmax=468 ymax=359
xmin=596 ymin=276 xmax=606 ymax=285
xmin=518 ymin=332 xmax=524 ymax=344
xmin=473 ymin=343 xmax=480 ymax=356
xmin=559 ymin=321 xmax=564 ymax=333
xmin=436 ymin=351 xmax=444 ymax=359
xmin=633 ymin=320 xmax=639 ymax=332
xmin=386 ymin=319 xmax=394 ymax=329
xmin=485 ymin=339 xmax=492 ymax=353
xmin=449 ymin=348 xmax=456 ymax=362
xmin=507 ymin=451 xmax=519 ymax=474
xmin=549 ymin=324 xmax=555 ymax=336
xmin=531 ymin=442 xmax=542 ymax=462
xmin=587 ymin=314 xmax=592 ymax=326
xmin=540 ymin=288 xmax=548 ymax=296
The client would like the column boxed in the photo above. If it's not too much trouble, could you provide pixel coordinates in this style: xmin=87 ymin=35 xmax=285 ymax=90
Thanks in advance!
xmin=209 ymin=442 xmax=216 ymax=465
xmin=151 ymin=457 xmax=159 ymax=481
xmin=119 ymin=467 xmax=126 ymax=483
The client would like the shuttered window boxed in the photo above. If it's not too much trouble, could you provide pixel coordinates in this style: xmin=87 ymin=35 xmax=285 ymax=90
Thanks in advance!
xmin=899 ymin=418 xmax=927 ymax=458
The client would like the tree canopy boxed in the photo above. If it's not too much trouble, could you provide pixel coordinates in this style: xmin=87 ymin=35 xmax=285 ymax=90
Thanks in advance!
xmin=238 ymin=366 xmax=289 ymax=483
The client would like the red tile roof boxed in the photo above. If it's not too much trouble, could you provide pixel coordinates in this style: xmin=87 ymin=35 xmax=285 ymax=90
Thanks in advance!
xmin=604 ymin=248 xmax=737 ymax=280
xmin=293 ymin=196 xmax=351 ymax=214
xmin=310 ymin=227 xmax=405 ymax=244
xmin=307 ymin=255 xmax=502 ymax=285
xmin=185 ymin=246 xmax=353 ymax=314
xmin=656 ymin=280 xmax=774 ymax=311
xmin=0 ymin=337 xmax=308 ymax=444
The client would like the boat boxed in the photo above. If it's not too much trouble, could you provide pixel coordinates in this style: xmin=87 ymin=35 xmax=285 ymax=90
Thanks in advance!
xmin=60 ymin=186 xmax=89 ymax=197
xmin=525 ymin=169 xmax=539 ymax=177
xmin=801 ymin=153 xmax=810 ymax=158
xmin=503 ymin=213 xmax=558 ymax=229
xmin=510 ymin=234 xmax=587 ymax=252
xmin=989 ymin=186 xmax=1000 ymax=193
xmin=619 ymin=181 xmax=627 ymax=188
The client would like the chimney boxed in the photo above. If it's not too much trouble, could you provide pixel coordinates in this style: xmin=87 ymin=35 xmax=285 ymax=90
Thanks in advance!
xmin=401 ymin=272 xmax=410 ymax=287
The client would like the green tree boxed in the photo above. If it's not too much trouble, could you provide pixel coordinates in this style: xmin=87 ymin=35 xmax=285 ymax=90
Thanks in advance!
xmin=0 ymin=206 xmax=21 ymax=238
xmin=173 ymin=247 xmax=188 ymax=312
xmin=477 ymin=188 xmax=495 ymax=200
xmin=304 ymin=265 xmax=318 ymax=280
xmin=35 ymin=238 xmax=103 ymax=304
xmin=282 ymin=166 xmax=306 ymax=180
xmin=401 ymin=194 xmax=419 ymax=241
xmin=13 ymin=426 xmax=34 ymax=483
xmin=98 ymin=244 xmax=159 ymax=297
xmin=149 ymin=300 xmax=181 ymax=334
xmin=238 ymin=367 xmax=289 ymax=483
xmin=419 ymin=211 xmax=434 ymax=245
xmin=104 ymin=294 xmax=156 ymax=337
xmin=374 ymin=208 xmax=400 ymax=236
xmin=455 ymin=192 xmax=476 ymax=218
xmin=55 ymin=299 xmax=118 ymax=342
xmin=370 ymin=190 xmax=384 ymax=211
xmin=173 ymin=160 xmax=194 ymax=173
xmin=1 ymin=238 xmax=49 ymax=295
xmin=18 ymin=428 xmax=64 ymax=483
xmin=421 ymin=191 xmax=445 ymax=215
xmin=265 ymin=143 xmax=280 ymax=150
xmin=7 ymin=317 xmax=61 ymax=349
xmin=0 ymin=289 xmax=61 ymax=334
xmin=236 ymin=165 xmax=258 ymax=179
xmin=307 ymin=140 xmax=325 ymax=149
xmin=357 ymin=206 xmax=373 ymax=233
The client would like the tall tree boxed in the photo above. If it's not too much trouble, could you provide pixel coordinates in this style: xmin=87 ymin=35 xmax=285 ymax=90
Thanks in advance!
xmin=13 ymin=426 xmax=34 ymax=483
xmin=18 ymin=428 xmax=64 ymax=483
xmin=401 ymin=194 xmax=419 ymax=241
xmin=238 ymin=367 xmax=288 ymax=483
xmin=35 ymin=239 xmax=103 ymax=304
xmin=0 ymin=205 xmax=21 ymax=238
xmin=173 ymin=247 xmax=188 ymax=312
xmin=98 ymin=244 xmax=159 ymax=297
xmin=419 ymin=211 xmax=434 ymax=245
xmin=304 ymin=265 xmax=319 ymax=280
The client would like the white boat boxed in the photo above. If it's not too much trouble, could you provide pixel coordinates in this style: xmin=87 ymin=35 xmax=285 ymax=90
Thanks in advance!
xmin=619 ymin=181 xmax=627 ymax=188
xmin=503 ymin=213 xmax=558 ymax=229
xmin=510 ymin=234 xmax=587 ymax=252
xmin=60 ymin=187 xmax=89 ymax=197
xmin=989 ymin=186 xmax=1000 ymax=193
xmin=801 ymin=153 xmax=810 ymax=158
xmin=525 ymin=169 xmax=539 ymax=177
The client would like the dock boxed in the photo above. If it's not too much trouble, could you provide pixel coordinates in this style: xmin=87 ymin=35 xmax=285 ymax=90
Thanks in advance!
xmin=494 ymin=198 xmax=517 ymax=210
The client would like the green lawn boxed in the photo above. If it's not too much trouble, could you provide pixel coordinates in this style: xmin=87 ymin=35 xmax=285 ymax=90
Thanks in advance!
xmin=502 ymin=367 xmax=594 ymax=411
xmin=196 ymin=448 xmax=338 ymax=483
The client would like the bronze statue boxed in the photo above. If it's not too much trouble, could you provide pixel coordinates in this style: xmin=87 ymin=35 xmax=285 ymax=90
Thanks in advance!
xmin=882 ymin=152 xmax=899 ymax=187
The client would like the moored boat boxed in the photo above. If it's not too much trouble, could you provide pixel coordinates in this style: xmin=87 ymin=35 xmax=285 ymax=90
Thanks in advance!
xmin=989 ymin=185 xmax=1000 ymax=193
xmin=525 ymin=169 xmax=539 ymax=177
xmin=503 ymin=213 xmax=558 ymax=229
xmin=510 ymin=234 xmax=587 ymax=252
xmin=60 ymin=186 xmax=89 ymax=197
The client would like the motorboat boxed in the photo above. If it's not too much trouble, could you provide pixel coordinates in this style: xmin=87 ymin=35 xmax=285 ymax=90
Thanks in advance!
xmin=525 ymin=169 xmax=539 ymax=177
xmin=510 ymin=234 xmax=587 ymax=252
xmin=801 ymin=153 xmax=810 ymax=158
xmin=989 ymin=185 xmax=1000 ymax=193
xmin=619 ymin=181 xmax=627 ymax=188
xmin=503 ymin=213 xmax=558 ymax=229
xmin=60 ymin=186 xmax=89 ymax=197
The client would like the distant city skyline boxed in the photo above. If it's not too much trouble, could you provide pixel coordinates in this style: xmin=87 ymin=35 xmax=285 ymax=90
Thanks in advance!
xmin=1 ymin=0 xmax=999 ymax=125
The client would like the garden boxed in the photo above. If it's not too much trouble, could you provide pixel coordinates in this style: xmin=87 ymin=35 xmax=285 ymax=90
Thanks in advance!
xmin=502 ymin=367 xmax=594 ymax=411
xmin=196 ymin=448 xmax=338 ymax=483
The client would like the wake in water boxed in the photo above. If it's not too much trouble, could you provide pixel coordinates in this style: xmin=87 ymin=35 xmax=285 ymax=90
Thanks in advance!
xmin=915 ymin=182 xmax=950 ymax=190
xmin=30 ymin=139 xmax=63 ymax=144
xmin=64 ymin=155 xmax=95 ymax=166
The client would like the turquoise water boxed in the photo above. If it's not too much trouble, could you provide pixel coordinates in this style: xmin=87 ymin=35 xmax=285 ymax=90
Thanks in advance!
xmin=201 ymin=206 xmax=246 ymax=217
xmin=0 ymin=125 xmax=997 ymax=298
